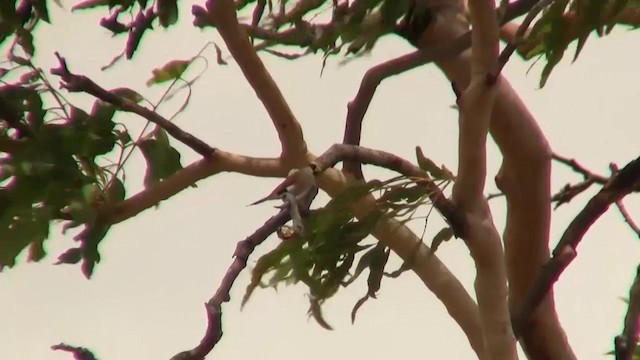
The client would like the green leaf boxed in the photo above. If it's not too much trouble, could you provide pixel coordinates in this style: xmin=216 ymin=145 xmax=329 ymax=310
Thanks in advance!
xmin=55 ymin=247 xmax=83 ymax=265
xmin=104 ymin=178 xmax=126 ymax=204
xmin=80 ymin=224 xmax=110 ymax=279
xmin=157 ymin=0 xmax=178 ymax=28
xmin=32 ymin=0 xmax=50 ymax=22
xmin=308 ymin=296 xmax=333 ymax=330
xmin=146 ymin=59 xmax=191 ymax=86
xmin=139 ymin=136 xmax=183 ymax=187
xmin=72 ymin=0 xmax=110 ymax=10
xmin=16 ymin=28 xmax=35 ymax=56
xmin=0 ymin=204 xmax=51 ymax=270
xmin=111 ymin=87 xmax=144 ymax=103
xmin=429 ymin=227 xmax=454 ymax=255
xmin=416 ymin=146 xmax=449 ymax=180
xmin=366 ymin=244 xmax=390 ymax=298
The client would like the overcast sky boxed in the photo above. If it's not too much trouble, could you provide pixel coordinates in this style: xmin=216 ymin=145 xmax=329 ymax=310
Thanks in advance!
xmin=1 ymin=2 xmax=640 ymax=359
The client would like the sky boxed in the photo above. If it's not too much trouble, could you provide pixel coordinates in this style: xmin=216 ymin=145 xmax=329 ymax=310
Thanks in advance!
xmin=1 ymin=1 xmax=640 ymax=359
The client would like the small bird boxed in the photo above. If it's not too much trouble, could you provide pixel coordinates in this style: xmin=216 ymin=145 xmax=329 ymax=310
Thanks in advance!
xmin=249 ymin=167 xmax=317 ymax=207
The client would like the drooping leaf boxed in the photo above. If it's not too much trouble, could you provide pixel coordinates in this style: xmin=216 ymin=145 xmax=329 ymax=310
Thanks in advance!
xmin=72 ymin=0 xmax=110 ymax=11
xmin=308 ymin=296 xmax=333 ymax=330
xmin=429 ymin=227 xmax=454 ymax=255
xmin=55 ymin=247 xmax=83 ymax=265
xmin=156 ymin=0 xmax=178 ymax=28
xmin=16 ymin=28 xmax=35 ymax=57
xmin=146 ymin=59 xmax=191 ymax=86
xmin=139 ymin=135 xmax=183 ymax=188
xmin=32 ymin=0 xmax=51 ymax=22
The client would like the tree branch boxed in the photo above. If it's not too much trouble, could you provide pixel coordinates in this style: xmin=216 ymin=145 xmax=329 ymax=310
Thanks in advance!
xmin=171 ymin=208 xmax=292 ymax=360
xmin=615 ymin=264 xmax=640 ymax=360
xmin=315 ymin=165 xmax=485 ymax=357
xmin=205 ymin=0 xmax=307 ymax=165
xmin=616 ymin=200 xmax=640 ymax=238
xmin=513 ymin=155 xmax=640 ymax=339
xmin=313 ymin=143 xmax=466 ymax=238
xmin=49 ymin=53 xmax=215 ymax=158
xmin=451 ymin=0 xmax=516 ymax=358
xmin=342 ymin=34 xmax=472 ymax=179
xmin=106 ymin=150 xmax=285 ymax=224
xmin=416 ymin=0 xmax=574 ymax=356
xmin=341 ymin=0 xmax=544 ymax=179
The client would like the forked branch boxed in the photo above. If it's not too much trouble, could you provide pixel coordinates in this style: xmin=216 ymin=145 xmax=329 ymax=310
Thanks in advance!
xmin=205 ymin=0 xmax=307 ymax=164
xmin=513 ymin=155 xmax=640 ymax=338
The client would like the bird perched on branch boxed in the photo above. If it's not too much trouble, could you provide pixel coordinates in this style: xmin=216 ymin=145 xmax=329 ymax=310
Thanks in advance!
xmin=249 ymin=167 xmax=317 ymax=207
xmin=250 ymin=167 xmax=318 ymax=235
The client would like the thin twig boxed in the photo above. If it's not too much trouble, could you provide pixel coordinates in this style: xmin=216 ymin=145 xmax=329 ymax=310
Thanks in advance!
xmin=616 ymin=200 xmax=640 ymax=238
xmin=170 ymin=209 xmax=292 ymax=360
xmin=49 ymin=53 xmax=215 ymax=158
xmin=552 ymin=152 xmax=608 ymax=183
xmin=513 ymin=155 xmax=640 ymax=338
xmin=614 ymin=264 xmax=640 ymax=360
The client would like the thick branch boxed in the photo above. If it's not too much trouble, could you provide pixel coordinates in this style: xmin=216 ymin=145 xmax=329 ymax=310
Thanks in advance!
xmin=313 ymin=163 xmax=485 ymax=357
xmin=453 ymin=0 xmax=516 ymax=358
xmin=513 ymin=155 xmax=640 ymax=338
xmin=49 ymin=53 xmax=215 ymax=158
xmin=415 ymin=0 xmax=573 ymax=356
xmin=106 ymin=151 xmax=285 ymax=224
xmin=206 ymin=0 xmax=307 ymax=164
xmin=341 ymin=0 xmax=543 ymax=179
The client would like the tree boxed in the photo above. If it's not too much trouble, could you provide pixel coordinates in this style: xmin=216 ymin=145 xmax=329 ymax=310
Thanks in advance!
xmin=1 ymin=0 xmax=640 ymax=359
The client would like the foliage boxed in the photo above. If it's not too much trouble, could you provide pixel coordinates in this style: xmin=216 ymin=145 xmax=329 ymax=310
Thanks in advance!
xmin=518 ymin=0 xmax=640 ymax=86
xmin=242 ymin=175 xmax=453 ymax=328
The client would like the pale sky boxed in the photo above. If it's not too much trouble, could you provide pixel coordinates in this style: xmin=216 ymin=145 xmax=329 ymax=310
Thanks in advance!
xmin=1 ymin=2 xmax=640 ymax=359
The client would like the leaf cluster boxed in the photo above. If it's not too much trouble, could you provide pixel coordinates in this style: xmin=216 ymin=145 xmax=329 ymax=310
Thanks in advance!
xmin=517 ymin=0 xmax=640 ymax=86
xmin=0 ymin=58 xmax=187 ymax=277
xmin=242 ymin=174 xmax=452 ymax=328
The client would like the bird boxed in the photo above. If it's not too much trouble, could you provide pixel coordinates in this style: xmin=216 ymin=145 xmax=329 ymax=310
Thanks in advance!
xmin=249 ymin=167 xmax=317 ymax=208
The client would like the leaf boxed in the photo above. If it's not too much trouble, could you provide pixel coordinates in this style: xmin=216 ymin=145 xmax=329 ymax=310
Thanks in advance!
xmin=308 ymin=296 xmax=333 ymax=330
xmin=146 ymin=59 xmax=191 ymax=86
xmin=104 ymin=178 xmax=126 ymax=203
xmin=344 ymin=244 xmax=378 ymax=286
xmin=366 ymin=244 xmax=390 ymax=298
xmin=16 ymin=29 xmax=35 ymax=57
xmin=32 ymin=0 xmax=50 ymax=22
xmin=156 ymin=0 xmax=178 ymax=27
xmin=55 ymin=247 xmax=83 ymax=265
xmin=351 ymin=294 xmax=369 ymax=324
xmin=126 ymin=10 xmax=154 ymax=59
xmin=429 ymin=227 xmax=454 ymax=255
xmin=72 ymin=0 xmax=110 ymax=10
xmin=214 ymin=42 xmax=227 ymax=65
xmin=111 ymin=87 xmax=144 ymax=103
xmin=79 ymin=223 xmax=110 ymax=279
xmin=416 ymin=146 xmax=446 ymax=180
xmin=0 ymin=205 xmax=51 ymax=270
xmin=138 ymin=136 xmax=183 ymax=188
